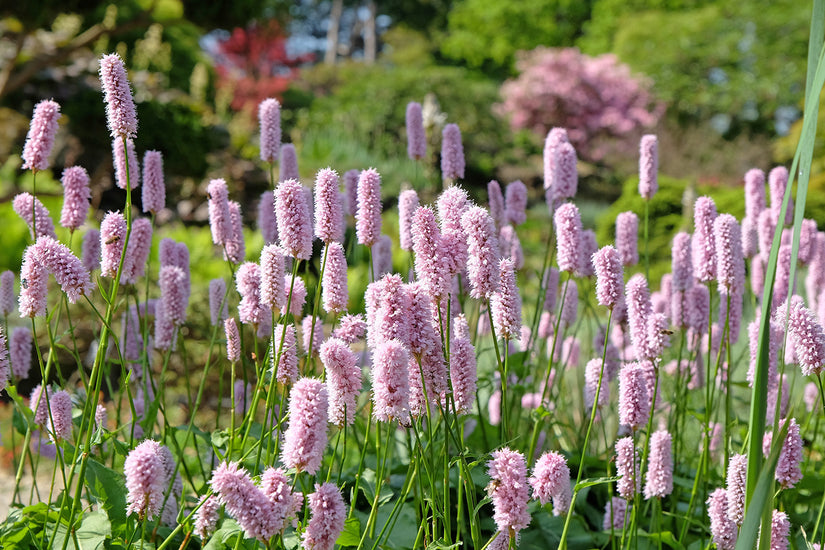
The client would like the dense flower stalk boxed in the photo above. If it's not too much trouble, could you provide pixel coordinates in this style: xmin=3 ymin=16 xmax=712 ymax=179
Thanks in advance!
xmin=714 ymin=214 xmax=745 ymax=295
xmin=450 ymin=322 xmax=477 ymax=414
xmin=314 ymin=168 xmax=344 ymax=243
xmin=193 ymin=495 xmax=220 ymax=539
xmin=372 ymin=234 xmax=393 ymax=277
xmin=492 ymin=258 xmax=522 ymax=340
xmin=593 ymin=245 xmax=624 ymax=309
xmin=22 ymin=99 xmax=61 ymax=171
xmin=543 ymin=127 xmax=569 ymax=193
xmin=406 ymin=102 xmax=426 ymax=160
xmin=603 ymin=498 xmax=627 ymax=531
xmin=615 ymin=437 xmax=640 ymax=500
xmin=10 ymin=327 xmax=31 ymax=379
xmin=437 ymin=186 xmax=470 ymax=274
xmin=644 ymin=430 xmax=673 ymax=499
xmin=671 ymin=232 xmax=693 ymax=290
xmin=321 ymin=242 xmax=349 ymax=314
xmin=159 ymin=265 xmax=188 ymax=325
xmin=554 ymin=203 xmax=582 ymax=272
xmin=99 ymin=53 xmax=137 ymax=139
xmin=786 ymin=299 xmax=825 ymax=375
xmin=302 ymin=483 xmax=346 ymax=550
xmin=343 ymin=169 xmax=359 ymax=217
xmin=770 ymin=418 xmax=803 ymax=489
xmin=260 ymin=244 xmax=286 ymax=312
xmin=708 ymin=489 xmax=737 ymax=549
xmin=320 ymin=338 xmax=361 ymax=427
xmin=19 ymin=247 xmax=48 ymax=317
xmin=462 ymin=206 xmax=501 ymax=300
xmin=505 ymin=180 xmax=527 ymax=226
xmin=210 ymin=462 xmax=280 ymax=542
xmin=209 ymin=278 xmax=228 ymax=326
xmin=799 ymin=218 xmax=819 ymax=265
xmin=500 ymin=225 xmax=524 ymax=270
xmin=224 ymin=201 xmax=246 ymax=264
xmin=576 ymin=229 xmax=598 ymax=278
xmin=60 ymin=166 xmax=91 ymax=231
xmin=0 ymin=271 xmax=14 ymax=316
xmin=124 ymin=440 xmax=165 ymax=520
xmin=768 ymin=510 xmax=790 ymax=550
xmin=29 ymin=236 xmax=94 ymax=303
xmin=615 ymin=211 xmax=639 ymax=266
xmin=122 ymin=218 xmax=152 ymax=284
xmin=141 ymin=150 xmax=165 ymax=214
xmin=398 ymin=189 xmax=419 ymax=251
xmin=371 ymin=339 xmax=411 ymax=424
xmin=282 ymin=276 xmax=307 ymax=317
xmin=742 ymin=217 xmax=758 ymax=258
xmin=279 ymin=143 xmax=299 ymax=181
xmin=333 ymin=313 xmax=366 ymax=344
xmin=488 ymin=180 xmax=506 ymax=229
xmin=487 ymin=448 xmax=531 ymax=534
xmin=46 ymin=389 xmax=72 ymax=442
xmin=302 ymin=316 xmax=324 ymax=354
xmin=693 ymin=196 xmax=718 ymax=282
xmin=411 ymin=206 xmax=450 ymax=300
xmin=207 ymin=179 xmax=231 ymax=246
xmin=530 ymin=451 xmax=570 ymax=507
xmin=356 ymin=168 xmax=382 ymax=247
xmin=272 ymin=323 xmax=299 ymax=384
xmin=726 ymin=453 xmax=747 ymax=526
xmin=554 ymin=142 xmax=578 ymax=199
xmin=113 ymin=136 xmax=139 ymax=190
xmin=258 ymin=191 xmax=278 ymax=244
xmin=276 ymin=178 xmax=312 ymax=260
xmin=619 ymin=362 xmax=651 ymax=430
xmin=13 ymin=193 xmax=57 ymax=240
xmin=744 ymin=168 xmax=766 ymax=222
xmin=282 ymin=378 xmax=329 ymax=474
xmin=441 ymin=123 xmax=465 ymax=180
xmin=225 ymin=318 xmax=240 ymax=362
xmin=769 ymin=166 xmax=792 ymax=226
xmin=638 ymin=135 xmax=658 ymax=199
xmin=259 ymin=98 xmax=281 ymax=163
xmin=559 ymin=281 xmax=578 ymax=327
xmin=235 ymin=262 xmax=265 ymax=326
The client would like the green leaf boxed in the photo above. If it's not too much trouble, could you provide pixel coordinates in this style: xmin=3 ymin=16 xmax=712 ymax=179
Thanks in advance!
xmin=85 ymin=458 xmax=127 ymax=525
xmin=641 ymin=530 xmax=685 ymax=550
xmin=573 ymin=476 xmax=619 ymax=491
xmin=336 ymin=517 xmax=362 ymax=547
xmin=50 ymin=510 xmax=111 ymax=550
xmin=426 ymin=539 xmax=462 ymax=550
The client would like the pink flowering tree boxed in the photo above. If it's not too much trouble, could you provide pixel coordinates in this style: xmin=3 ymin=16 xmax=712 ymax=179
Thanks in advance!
xmin=498 ymin=47 xmax=664 ymax=163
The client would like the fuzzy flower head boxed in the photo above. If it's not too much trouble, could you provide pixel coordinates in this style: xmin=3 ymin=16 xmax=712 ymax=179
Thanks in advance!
xmin=356 ymin=168 xmax=383 ymax=247
xmin=210 ymin=462 xmax=280 ymax=542
xmin=343 ymin=169 xmax=359 ymax=217
xmin=714 ymin=214 xmax=745 ymax=295
xmin=314 ymin=168 xmax=344 ymax=243
xmin=260 ymin=244 xmax=286 ymax=312
xmin=644 ymin=430 xmax=673 ymax=499
xmin=769 ymin=418 xmax=804 ymax=489
xmin=603 ymin=498 xmax=628 ymax=531
xmin=770 ymin=166 xmax=792 ymax=226
xmin=60 ymin=166 xmax=91 ymax=231
xmin=441 ymin=123 xmax=465 ymax=180
xmin=693 ymin=196 xmax=718 ymax=282
xmin=22 ymin=99 xmax=61 ymax=171
xmin=121 ymin=217 xmax=153 ymax=284
xmin=615 ymin=437 xmax=640 ymax=500
xmin=19 ymin=247 xmax=48 ymax=318
xmin=10 ymin=327 xmax=32 ymax=379
xmin=406 ymin=102 xmax=426 ymax=160
xmin=530 ymin=451 xmax=570 ymax=506
xmin=726 ymin=454 xmax=747 ymax=526
xmin=272 ymin=323 xmax=299 ymax=384
xmin=462 ymin=206 xmax=501 ymax=300
xmin=786 ymin=299 xmax=825 ymax=376
xmin=258 ymin=190 xmax=278 ymax=244
xmin=225 ymin=318 xmax=241 ymax=362
xmin=398 ymin=189 xmax=419 ymax=251
xmin=207 ymin=179 xmax=231 ymax=246
xmin=671 ymin=232 xmax=693 ymax=290
xmin=281 ymin=378 xmax=329 ymax=475
xmin=707 ymin=488 xmax=737 ymax=550
xmin=13 ymin=193 xmax=57 ymax=240
xmin=320 ymin=338 xmax=361 ymax=427
xmin=194 ymin=495 xmax=220 ymax=540
xmin=450 ymin=331 xmax=477 ymax=415
xmin=638 ymin=135 xmax=658 ymax=199
xmin=615 ymin=211 xmax=639 ymax=266
xmin=505 ymin=180 xmax=528 ymax=226
xmin=593 ymin=246 xmax=624 ymax=309
xmin=554 ymin=142 xmax=578 ymax=199
xmin=487 ymin=448 xmax=531 ymax=534
xmin=322 ymin=242 xmax=349 ymax=314
xmin=279 ymin=143 xmax=299 ymax=181
xmin=303 ymin=483 xmax=346 ymax=550
xmin=142 ymin=150 xmax=165 ymax=214
xmin=543 ymin=127 xmax=569 ymax=193
xmin=487 ymin=180 xmax=506 ymax=229
xmin=113 ymin=136 xmax=140 ymax=190
xmin=259 ymin=98 xmax=281 ymax=163
xmin=124 ymin=440 xmax=165 ymax=520
xmin=0 ymin=271 xmax=14 ymax=317
xmin=554 ymin=203 xmax=582 ymax=272
xmin=744 ymin=168 xmax=766 ymax=221
xmin=29 ymin=236 xmax=93 ymax=303
xmin=224 ymin=201 xmax=246 ymax=264
xmin=491 ymin=258 xmax=522 ymax=340
xmin=333 ymin=313 xmax=366 ymax=344
xmin=411 ymin=206 xmax=451 ymax=301
xmin=371 ymin=339 xmax=411 ymax=424
xmin=619 ymin=362 xmax=651 ymax=430
xmin=99 ymin=53 xmax=137 ymax=139
xmin=276 ymin=178 xmax=313 ymax=260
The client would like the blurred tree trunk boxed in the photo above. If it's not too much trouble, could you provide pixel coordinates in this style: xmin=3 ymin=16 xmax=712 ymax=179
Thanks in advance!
xmin=364 ymin=0 xmax=376 ymax=64
xmin=325 ymin=0 xmax=343 ymax=64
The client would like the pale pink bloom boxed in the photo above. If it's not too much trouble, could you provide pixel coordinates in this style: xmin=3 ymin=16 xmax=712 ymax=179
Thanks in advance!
xmin=281 ymin=378 xmax=328 ymax=475
xmin=726 ymin=453 xmax=747 ymax=526
xmin=441 ymin=123 xmax=465 ymax=180
xmin=28 ymin=236 xmax=93 ymax=303
xmin=638 ymin=135 xmax=658 ymax=199
xmin=122 ymin=218 xmax=153 ymax=284
xmin=437 ymin=186 xmax=470 ymax=274
xmin=530 ymin=451 xmax=570 ymax=506
xmin=343 ymin=169 xmax=359 ymax=217
xmin=707 ymin=488 xmax=737 ymax=550
xmin=10 ymin=327 xmax=32 ymax=379
xmin=805 ymin=382 xmax=819 ymax=412
xmin=543 ymin=127 xmax=569 ymax=193
xmin=554 ymin=203 xmax=582 ymax=272
xmin=688 ymin=284 xmax=710 ymax=333
xmin=619 ymin=362 xmax=650 ymax=430
xmin=13 ymin=192 xmax=57 ymax=240
xmin=603 ymin=497 xmax=627 ymax=531
xmin=60 ymin=166 xmax=91 ymax=231
xmin=275 ymin=178 xmax=312 ymax=260
xmin=488 ymin=180 xmax=506 ymax=229
xmin=22 ymin=99 xmax=61 ymax=171
xmin=125 ymin=440 xmax=165 ymax=520
xmin=757 ymin=208 xmax=776 ymax=261
xmin=356 ymin=168 xmax=382 ymax=247
xmin=372 ymin=234 xmax=393 ymax=278
xmin=487 ymin=448 xmax=531 ymax=533
xmin=225 ymin=318 xmax=240 ymax=362
xmin=744 ymin=168 xmax=766 ymax=222
xmin=260 ymin=467 xmax=303 ymax=531
xmin=543 ymin=268 xmax=559 ymax=312
xmin=462 ymin=206 xmax=500 ymax=300
xmin=366 ymin=274 xmax=411 ymax=350
xmin=406 ymin=102 xmax=426 ymax=160
xmin=559 ymin=281 xmax=578 ymax=327
xmin=207 ymin=179 xmax=231 ymax=246
xmin=100 ymin=211 xmax=126 ymax=278
xmin=499 ymin=225 xmax=524 ymax=270
xmin=333 ymin=313 xmax=366 ymax=344
xmin=450 ymin=332 xmax=477 ymax=414
xmin=303 ymin=483 xmax=346 ymax=550
xmin=626 ymin=273 xmax=653 ymax=359
xmin=258 ymin=191 xmax=278 ymax=244
xmin=644 ymin=430 xmax=672 ymax=499
xmin=398 ymin=189 xmax=419 ymax=250
xmin=46 ymin=389 xmax=72 ymax=442
xmin=768 ymin=510 xmax=790 ymax=550
xmin=159 ymin=266 xmax=188 ymax=325
xmin=614 ymin=211 xmax=639 ymax=267
xmin=142 ymin=150 xmax=165 ymax=214
xmin=194 ymin=495 xmax=220 ymax=539
xmin=714 ymin=214 xmax=745 ymax=295
xmin=584 ymin=358 xmax=609 ymax=409
xmin=314 ymin=168 xmax=344 ymax=243
xmin=554 ymin=141 xmax=578 ymax=199
xmin=259 ymin=98 xmax=281 ymax=163
xmin=210 ymin=462 xmax=280 ymax=542
xmin=273 ymin=323 xmax=299 ymax=384
xmin=99 ymin=53 xmax=137 ymax=139
xmin=18 ymin=247 xmax=47 ymax=318
xmin=492 ymin=258 xmax=521 ymax=340
xmin=669 ymin=232 xmax=692 ymax=291
xmin=224 ymin=201 xmax=246 ymax=264
xmin=279 ymin=143 xmax=299 ymax=181
xmin=302 ymin=316 xmax=324 ymax=355
xmin=765 ymin=418 xmax=803 ymax=489
xmin=615 ymin=437 xmax=640 ymax=500
xmin=0 ymin=271 xmax=14 ymax=316
xmin=260 ymin=244 xmax=286 ymax=312
xmin=404 ymin=282 xmax=440 ymax=357
xmin=113 ymin=136 xmax=140 ymax=190
xmin=371 ymin=339 xmax=411 ymax=424
xmin=282 ymin=275 xmax=307 ymax=317
xmin=236 ymin=262 xmax=265 ymax=326
xmin=798 ymin=218 xmax=819 ymax=266
xmin=321 ymin=242 xmax=349 ymax=314
xmin=408 ymin=340 xmax=447 ymax=418
xmin=320 ymin=338 xmax=361 ymax=427
xmin=505 ymin=180 xmax=527 ymax=226
xmin=575 ymin=229 xmax=598 ymax=278
xmin=209 ymin=278 xmax=228 ymax=326
xmin=769 ymin=166 xmax=792 ymax=226
xmin=593 ymin=246 xmax=624 ymax=309
xmin=693 ymin=196 xmax=717 ymax=282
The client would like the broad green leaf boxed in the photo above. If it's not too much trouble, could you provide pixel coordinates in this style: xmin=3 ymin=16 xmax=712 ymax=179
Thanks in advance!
xmin=86 ymin=458 xmax=127 ymax=525
xmin=335 ymin=517 xmax=362 ymax=547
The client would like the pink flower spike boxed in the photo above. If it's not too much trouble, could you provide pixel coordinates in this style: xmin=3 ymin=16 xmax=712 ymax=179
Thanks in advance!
xmin=332 ymin=313 xmax=366 ymax=344
xmin=769 ymin=166 xmax=792 ymax=226
xmin=260 ymin=244 xmax=286 ymax=312
xmin=99 ymin=53 xmax=137 ymax=139
xmin=19 ymin=247 xmax=48 ymax=318
xmin=462 ymin=206 xmax=501 ymax=300
xmin=276 ymin=178 xmax=313 ymax=260
xmin=411 ymin=206 xmax=450 ymax=301
xmin=619 ymin=362 xmax=651 ymax=430
xmin=60 ymin=166 xmax=91 ymax=231
xmin=441 ymin=123 xmax=465 ymax=180
xmin=282 ymin=275 xmax=307 ymax=317
xmin=671 ymin=232 xmax=692 ymax=290
xmin=141 ymin=150 xmax=165 ymax=214
xmin=0 ymin=331 xmax=8 ymax=392
xmin=0 ymin=271 xmax=14 ymax=316
xmin=500 ymin=225 xmax=524 ymax=270
xmin=372 ymin=234 xmax=393 ymax=278
xmin=615 ymin=437 xmax=640 ymax=500
xmin=554 ymin=203 xmax=582 ymax=272
xmin=644 ymin=430 xmax=673 ymax=499
xmin=32 ymin=236 xmax=93 ymax=303
xmin=692 ymin=196 xmax=718 ymax=283
xmin=560 ymin=280 xmax=578 ymax=327
xmin=22 ymin=99 xmax=61 ymax=171
xmin=207 ymin=179 xmax=231 ymax=246
xmin=224 ymin=201 xmax=246 ymax=264
xmin=10 ymin=326 xmax=32 ymax=379
xmin=322 ymin=242 xmax=348 ymax=314
xmin=543 ymin=127 xmax=569 ymax=193
xmin=726 ymin=453 xmax=747 ymax=526
xmin=122 ymin=218 xmax=153 ymax=284
xmin=505 ymin=180 xmax=528 ymax=226
xmin=113 ymin=136 xmax=140 ymax=190
xmin=406 ymin=102 xmax=426 ymax=160
xmin=314 ymin=168 xmax=344 ymax=243
xmin=774 ymin=418 xmax=803 ymax=489
xmin=303 ymin=483 xmax=346 ymax=550
xmin=210 ymin=462 xmax=280 ymax=542
xmin=13 ymin=193 xmax=57 ymax=240
xmin=487 ymin=448 xmax=531 ymax=534
xmin=799 ymin=218 xmax=818 ymax=265
xmin=259 ymin=98 xmax=281 ymax=163
xmin=225 ymin=318 xmax=240 ymax=362
xmin=398 ymin=189 xmax=419 ymax=251
xmin=450 ymin=329 xmax=477 ymax=414
xmin=371 ymin=339 xmax=411 ymax=424
xmin=302 ymin=315 xmax=324 ymax=354
xmin=554 ymin=142 xmax=578 ymax=199
xmin=124 ymin=440 xmax=165 ymax=520
xmin=615 ymin=211 xmax=639 ymax=266
xmin=281 ymin=378 xmax=329 ymax=474
xmin=714 ymin=214 xmax=745 ymax=295
xmin=530 ymin=451 xmax=570 ymax=506
xmin=159 ymin=266 xmax=188 ymax=325
xmin=81 ymin=229 xmax=101 ymax=273
xmin=638 ymin=135 xmax=658 ymax=200
xmin=488 ymin=180 xmax=506 ymax=229
xmin=707 ymin=488 xmax=737 ymax=550
xmin=741 ymin=216 xmax=758 ymax=259
xmin=194 ymin=495 xmax=220 ymax=540
xmin=273 ymin=323 xmax=299 ymax=384
xmin=320 ymin=338 xmax=361 ymax=427
xmin=356 ymin=168 xmax=382 ymax=247
xmin=491 ymin=258 xmax=522 ymax=340
xmin=258 ymin=190 xmax=278 ymax=244
xmin=768 ymin=510 xmax=790 ymax=550
xmin=787 ymin=298 xmax=825 ymax=376
xmin=744 ymin=168 xmax=766 ymax=222
xmin=46 ymin=389 xmax=72 ymax=442
xmin=603 ymin=497 xmax=627 ymax=531
xmin=593 ymin=246 xmax=624 ymax=309
xmin=236 ymin=262 xmax=265 ymax=326
xmin=343 ymin=169 xmax=359 ymax=217
xmin=209 ymin=278 xmax=228 ymax=326
xmin=279 ymin=143 xmax=299 ymax=182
